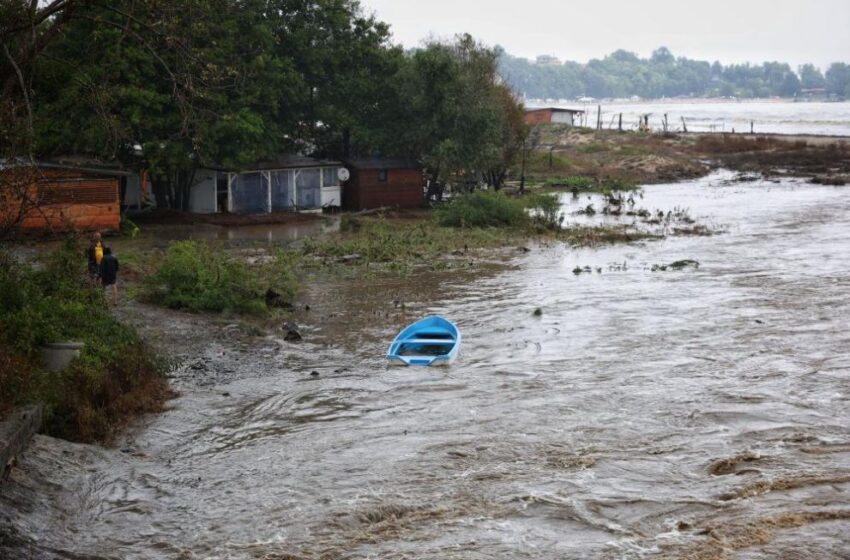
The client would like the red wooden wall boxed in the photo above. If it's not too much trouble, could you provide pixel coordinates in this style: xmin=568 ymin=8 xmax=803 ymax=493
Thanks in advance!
xmin=1 ymin=168 xmax=120 ymax=233
xmin=343 ymin=168 xmax=424 ymax=210
xmin=524 ymin=109 xmax=554 ymax=125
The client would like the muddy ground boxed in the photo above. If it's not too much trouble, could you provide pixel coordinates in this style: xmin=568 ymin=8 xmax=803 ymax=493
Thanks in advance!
xmin=524 ymin=125 xmax=850 ymax=186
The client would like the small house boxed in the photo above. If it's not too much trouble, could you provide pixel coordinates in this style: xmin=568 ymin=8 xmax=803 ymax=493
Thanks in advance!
xmin=188 ymin=155 xmax=345 ymax=214
xmin=524 ymin=107 xmax=584 ymax=126
xmin=0 ymin=160 xmax=125 ymax=234
xmin=342 ymin=158 xmax=424 ymax=211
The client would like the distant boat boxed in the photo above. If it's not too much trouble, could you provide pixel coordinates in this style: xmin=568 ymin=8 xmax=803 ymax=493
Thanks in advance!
xmin=386 ymin=316 xmax=461 ymax=366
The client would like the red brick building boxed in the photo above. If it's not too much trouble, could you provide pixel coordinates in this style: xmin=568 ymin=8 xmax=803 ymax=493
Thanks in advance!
xmin=342 ymin=158 xmax=424 ymax=211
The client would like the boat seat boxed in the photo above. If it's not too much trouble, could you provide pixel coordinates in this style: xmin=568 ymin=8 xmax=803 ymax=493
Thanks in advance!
xmin=401 ymin=338 xmax=456 ymax=345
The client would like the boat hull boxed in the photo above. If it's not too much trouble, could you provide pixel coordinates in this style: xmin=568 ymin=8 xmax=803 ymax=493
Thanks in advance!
xmin=386 ymin=316 xmax=460 ymax=366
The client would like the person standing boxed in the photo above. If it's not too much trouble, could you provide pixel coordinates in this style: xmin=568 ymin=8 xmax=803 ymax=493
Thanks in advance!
xmin=100 ymin=246 xmax=119 ymax=306
xmin=86 ymin=232 xmax=104 ymax=283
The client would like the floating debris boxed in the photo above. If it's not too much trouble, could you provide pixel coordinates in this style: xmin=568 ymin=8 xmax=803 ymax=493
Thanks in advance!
xmin=651 ymin=259 xmax=700 ymax=272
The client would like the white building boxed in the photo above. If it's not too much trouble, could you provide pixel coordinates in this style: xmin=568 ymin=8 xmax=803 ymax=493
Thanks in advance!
xmin=188 ymin=155 xmax=345 ymax=214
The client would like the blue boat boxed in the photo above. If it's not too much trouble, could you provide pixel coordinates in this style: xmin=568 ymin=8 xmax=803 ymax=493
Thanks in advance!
xmin=387 ymin=316 xmax=461 ymax=366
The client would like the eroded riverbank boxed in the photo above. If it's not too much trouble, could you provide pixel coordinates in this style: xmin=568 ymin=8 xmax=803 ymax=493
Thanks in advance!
xmin=2 ymin=171 xmax=849 ymax=559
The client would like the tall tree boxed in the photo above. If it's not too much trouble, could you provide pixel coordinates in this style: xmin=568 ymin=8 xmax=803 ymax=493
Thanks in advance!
xmin=394 ymin=35 xmax=524 ymax=189
xmin=825 ymin=63 xmax=850 ymax=96
xmin=799 ymin=63 xmax=826 ymax=90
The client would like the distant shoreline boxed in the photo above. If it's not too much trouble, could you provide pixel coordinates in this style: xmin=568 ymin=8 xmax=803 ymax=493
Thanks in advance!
xmin=525 ymin=97 xmax=847 ymax=106
xmin=684 ymin=131 xmax=850 ymax=143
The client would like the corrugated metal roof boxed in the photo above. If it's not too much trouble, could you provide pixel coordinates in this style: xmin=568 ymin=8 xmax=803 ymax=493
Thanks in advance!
xmin=525 ymin=107 xmax=585 ymax=114
xmin=0 ymin=157 xmax=130 ymax=176
xmin=240 ymin=154 xmax=343 ymax=171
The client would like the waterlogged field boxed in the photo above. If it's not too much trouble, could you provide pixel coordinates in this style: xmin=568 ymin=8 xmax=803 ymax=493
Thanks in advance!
xmin=539 ymin=99 xmax=850 ymax=136
xmin=2 ymin=172 xmax=849 ymax=559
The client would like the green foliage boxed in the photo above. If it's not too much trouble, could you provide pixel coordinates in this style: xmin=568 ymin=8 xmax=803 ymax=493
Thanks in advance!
xmin=299 ymin=217 xmax=505 ymax=269
xmin=0 ymin=242 xmax=167 ymax=442
xmin=392 ymin=35 xmax=525 ymax=187
xmin=541 ymin=176 xmax=638 ymax=194
xmin=521 ymin=150 xmax=573 ymax=175
xmin=825 ymin=63 xmax=850 ymax=97
xmin=120 ymin=215 xmax=140 ymax=238
xmin=435 ymin=191 xmax=530 ymax=228
xmin=433 ymin=190 xmax=564 ymax=230
xmin=12 ymin=3 xmax=527 ymax=213
xmin=524 ymin=192 xmax=564 ymax=230
xmin=144 ymin=241 xmax=296 ymax=314
xmin=543 ymin=176 xmax=594 ymax=189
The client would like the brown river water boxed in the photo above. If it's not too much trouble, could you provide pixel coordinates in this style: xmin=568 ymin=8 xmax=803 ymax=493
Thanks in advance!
xmin=2 ymin=170 xmax=849 ymax=559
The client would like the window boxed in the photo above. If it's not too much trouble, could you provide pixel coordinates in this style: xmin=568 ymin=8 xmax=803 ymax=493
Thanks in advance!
xmin=322 ymin=167 xmax=337 ymax=187
xmin=295 ymin=169 xmax=321 ymax=209
xmin=230 ymin=172 xmax=268 ymax=214
xmin=377 ymin=169 xmax=388 ymax=182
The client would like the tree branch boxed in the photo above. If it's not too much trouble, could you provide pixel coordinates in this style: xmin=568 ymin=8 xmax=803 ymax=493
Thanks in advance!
xmin=2 ymin=43 xmax=35 ymax=163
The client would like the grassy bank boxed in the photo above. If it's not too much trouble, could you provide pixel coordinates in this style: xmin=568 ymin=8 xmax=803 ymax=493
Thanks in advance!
xmin=0 ymin=242 xmax=169 ymax=443
xmin=519 ymin=125 xmax=708 ymax=185
xmin=521 ymin=125 xmax=850 ymax=187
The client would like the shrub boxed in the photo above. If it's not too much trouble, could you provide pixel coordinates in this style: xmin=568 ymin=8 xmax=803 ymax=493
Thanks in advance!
xmin=524 ymin=192 xmax=564 ymax=230
xmin=0 ymin=241 xmax=168 ymax=442
xmin=543 ymin=175 xmax=595 ymax=190
xmin=434 ymin=191 xmax=529 ymax=228
xmin=144 ymin=240 xmax=296 ymax=314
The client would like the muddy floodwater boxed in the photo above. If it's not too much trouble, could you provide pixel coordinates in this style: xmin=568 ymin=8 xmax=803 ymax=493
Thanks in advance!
xmin=2 ymin=171 xmax=850 ymax=559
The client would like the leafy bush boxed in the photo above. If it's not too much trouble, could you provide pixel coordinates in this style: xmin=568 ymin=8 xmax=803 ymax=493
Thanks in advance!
xmin=543 ymin=175 xmax=595 ymax=189
xmin=434 ymin=191 xmax=529 ymax=228
xmin=524 ymin=192 xmax=564 ymax=230
xmin=144 ymin=240 xmax=296 ymax=314
xmin=0 ymin=241 xmax=168 ymax=442
xmin=434 ymin=190 xmax=564 ymax=231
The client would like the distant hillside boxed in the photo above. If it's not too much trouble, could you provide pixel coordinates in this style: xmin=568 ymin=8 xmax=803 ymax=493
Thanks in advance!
xmin=497 ymin=47 xmax=850 ymax=100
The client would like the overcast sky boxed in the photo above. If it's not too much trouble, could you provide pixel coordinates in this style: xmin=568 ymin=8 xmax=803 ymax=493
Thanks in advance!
xmin=360 ymin=0 xmax=850 ymax=70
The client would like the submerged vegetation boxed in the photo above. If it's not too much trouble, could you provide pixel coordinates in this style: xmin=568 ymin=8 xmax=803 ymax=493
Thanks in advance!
xmin=143 ymin=241 xmax=297 ymax=314
xmin=0 ymin=242 xmax=168 ymax=442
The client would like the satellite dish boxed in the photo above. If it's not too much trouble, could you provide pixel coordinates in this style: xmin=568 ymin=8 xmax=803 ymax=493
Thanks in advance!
xmin=337 ymin=167 xmax=350 ymax=182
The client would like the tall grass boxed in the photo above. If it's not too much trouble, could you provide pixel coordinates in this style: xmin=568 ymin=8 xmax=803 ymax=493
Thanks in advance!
xmin=143 ymin=240 xmax=297 ymax=314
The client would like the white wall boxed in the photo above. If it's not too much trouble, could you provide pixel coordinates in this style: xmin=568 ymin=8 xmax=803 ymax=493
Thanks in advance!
xmin=189 ymin=169 xmax=218 ymax=213
xmin=551 ymin=112 xmax=575 ymax=125
xmin=123 ymin=173 xmax=142 ymax=207
xmin=123 ymin=173 xmax=156 ymax=209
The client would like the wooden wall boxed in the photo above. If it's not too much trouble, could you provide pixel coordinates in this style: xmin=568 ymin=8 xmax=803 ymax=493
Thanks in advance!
xmin=524 ymin=109 xmax=554 ymax=125
xmin=343 ymin=168 xmax=424 ymax=210
xmin=1 ymin=168 xmax=120 ymax=233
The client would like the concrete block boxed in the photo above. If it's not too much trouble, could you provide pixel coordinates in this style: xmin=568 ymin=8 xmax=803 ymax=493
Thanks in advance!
xmin=0 ymin=404 xmax=43 ymax=478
